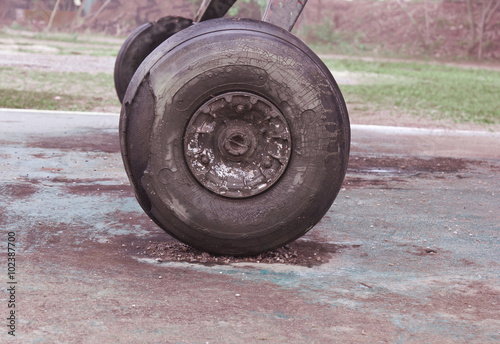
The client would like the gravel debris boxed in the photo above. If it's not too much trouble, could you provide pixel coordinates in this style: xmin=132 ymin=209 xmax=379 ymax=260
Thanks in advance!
xmin=130 ymin=240 xmax=343 ymax=267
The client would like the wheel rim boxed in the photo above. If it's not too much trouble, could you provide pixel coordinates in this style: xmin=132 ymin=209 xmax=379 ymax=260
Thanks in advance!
xmin=184 ymin=91 xmax=292 ymax=198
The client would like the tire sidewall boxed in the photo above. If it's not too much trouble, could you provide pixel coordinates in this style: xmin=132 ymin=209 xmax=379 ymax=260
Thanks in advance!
xmin=123 ymin=19 xmax=350 ymax=255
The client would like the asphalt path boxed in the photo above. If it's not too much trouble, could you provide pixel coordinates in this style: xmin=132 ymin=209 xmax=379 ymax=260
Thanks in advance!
xmin=1 ymin=108 xmax=499 ymax=343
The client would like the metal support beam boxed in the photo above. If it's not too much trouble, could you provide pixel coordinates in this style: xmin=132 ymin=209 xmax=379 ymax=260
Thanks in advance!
xmin=194 ymin=0 xmax=308 ymax=32
xmin=194 ymin=0 xmax=238 ymax=22
xmin=262 ymin=0 xmax=308 ymax=32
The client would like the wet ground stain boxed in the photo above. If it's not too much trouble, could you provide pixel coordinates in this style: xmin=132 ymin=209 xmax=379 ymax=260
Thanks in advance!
xmin=64 ymin=183 xmax=133 ymax=196
xmin=343 ymin=155 xmax=485 ymax=189
xmin=26 ymin=131 xmax=120 ymax=153
xmin=0 ymin=182 xmax=39 ymax=198
xmin=348 ymin=156 xmax=471 ymax=174
xmin=343 ymin=176 xmax=402 ymax=189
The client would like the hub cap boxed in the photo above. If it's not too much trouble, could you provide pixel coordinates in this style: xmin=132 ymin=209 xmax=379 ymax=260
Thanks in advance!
xmin=184 ymin=92 xmax=292 ymax=198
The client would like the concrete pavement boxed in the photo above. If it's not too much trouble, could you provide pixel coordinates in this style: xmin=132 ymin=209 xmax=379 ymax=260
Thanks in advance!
xmin=0 ymin=108 xmax=499 ymax=343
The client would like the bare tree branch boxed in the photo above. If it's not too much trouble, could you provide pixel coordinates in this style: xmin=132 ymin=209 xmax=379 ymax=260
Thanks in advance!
xmin=46 ymin=0 xmax=61 ymax=31
xmin=396 ymin=0 xmax=428 ymax=50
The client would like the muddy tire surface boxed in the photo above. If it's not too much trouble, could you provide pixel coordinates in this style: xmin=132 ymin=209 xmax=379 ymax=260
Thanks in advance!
xmin=120 ymin=18 xmax=350 ymax=255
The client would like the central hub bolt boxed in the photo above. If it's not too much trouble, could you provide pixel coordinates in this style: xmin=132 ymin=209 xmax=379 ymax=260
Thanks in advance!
xmin=262 ymin=156 xmax=273 ymax=169
xmin=200 ymin=154 xmax=210 ymax=164
xmin=235 ymin=104 xmax=245 ymax=113
xmin=224 ymin=132 xmax=249 ymax=156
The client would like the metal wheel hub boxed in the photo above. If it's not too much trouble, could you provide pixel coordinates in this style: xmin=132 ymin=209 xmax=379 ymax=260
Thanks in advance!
xmin=184 ymin=91 xmax=292 ymax=198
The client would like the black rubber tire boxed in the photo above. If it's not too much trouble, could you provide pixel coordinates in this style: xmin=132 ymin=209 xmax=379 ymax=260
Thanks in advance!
xmin=114 ymin=16 xmax=193 ymax=103
xmin=120 ymin=18 xmax=350 ymax=256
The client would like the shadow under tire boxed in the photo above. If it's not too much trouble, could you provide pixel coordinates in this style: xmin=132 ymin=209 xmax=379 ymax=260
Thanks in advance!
xmin=120 ymin=18 xmax=350 ymax=256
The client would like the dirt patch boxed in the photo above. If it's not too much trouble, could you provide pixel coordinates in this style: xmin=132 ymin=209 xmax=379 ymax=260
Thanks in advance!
xmin=0 ymin=207 xmax=6 ymax=225
xmin=64 ymin=183 xmax=132 ymax=196
xmin=354 ymin=280 xmax=500 ymax=329
xmin=50 ymin=177 xmax=113 ymax=184
xmin=410 ymin=245 xmax=440 ymax=256
xmin=343 ymin=156 xmax=482 ymax=189
xmin=27 ymin=131 xmax=120 ymax=153
xmin=0 ymin=139 xmax=17 ymax=146
xmin=106 ymin=211 xmax=158 ymax=231
xmin=343 ymin=176 xmax=403 ymax=190
xmin=348 ymin=156 xmax=471 ymax=174
xmin=31 ymin=152 xmax=51 ymax=159
xmin=122 ymin=239 xmax=353 ymax=267
xmin=0 ymin=183 xmax=39 ymax=198
xmin=425 ymin=281 xmax=500 ymax=322
xmin=21 ymin=177 xmax=42 ymax=184
xmin=22 ymin=222 xmax=83 ymax=252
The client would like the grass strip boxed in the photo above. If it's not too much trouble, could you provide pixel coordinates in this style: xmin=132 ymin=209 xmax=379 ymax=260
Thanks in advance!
xmin=325 ymin=59 xmax=500 ymax=124
xmin=0 ymin=89 xmax=76 ymax=110
xmin=0 ymin=67 xmax=119 ymax=112
xmin=0 ymin=88 xmax=112 ymax=112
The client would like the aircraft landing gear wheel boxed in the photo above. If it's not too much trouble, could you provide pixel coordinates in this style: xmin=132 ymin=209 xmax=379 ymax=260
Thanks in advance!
xmin=120 ymin=18 xmax=350 ymax=256
xmin=114 ymin=16 xmax=193 ymax=103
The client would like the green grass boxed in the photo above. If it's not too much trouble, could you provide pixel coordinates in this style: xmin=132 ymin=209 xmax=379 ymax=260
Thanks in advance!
xmin=54 ymin=45 xmax=120 ymax=57
xmin=32 ymin=32 xmax=114 ymax=45
xmin=1 ymin=28 xmax=124 ymax=46
xmin=0 ymin=67 xmax=119 ymax=112
xmin=325 ymin=59 xmax=500 ymax=125
xmin=0 ymin=28 xmax=122 ymax=56
xmin=15 ymin=45 xmax=119 ymax=57
xmin=0 ymin=88 xmax=116 ymax=112
xmin=0 ymin=89 xmax=76 ymax=110
xmin=1 ymin=49 xmax=498 ymax=126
